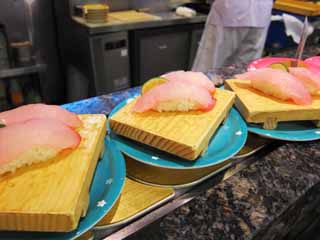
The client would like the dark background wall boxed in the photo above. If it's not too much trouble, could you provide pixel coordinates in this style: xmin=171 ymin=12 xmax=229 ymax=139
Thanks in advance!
xmin=0 ymin=0 xmax=64 ymax=104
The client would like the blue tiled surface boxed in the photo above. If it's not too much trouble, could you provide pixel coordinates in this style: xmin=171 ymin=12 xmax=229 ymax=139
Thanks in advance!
xmin=62 ymin=87 xmax=141 ymax=115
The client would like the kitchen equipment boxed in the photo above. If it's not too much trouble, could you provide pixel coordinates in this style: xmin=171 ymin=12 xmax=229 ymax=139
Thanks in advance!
xmin=0 ymin=80 xmax=7 ymax=110
xmin=73 ymin=0 xmax=130 ymax=16
xmin=0 ymin=0 xmax=64 ymax=103
xmin=0 ymin=115 xmax=107 ymax=232
xmin=9 ymin=78 xmax=24 ymax=106
xmin=109 ymin=89 xmax=236 ymax=160
xmin=10 ymin=41 xmax=33 ymax=66
xmin=0 ymin=23 xmax=10 ymax=70
xmin=131 ymin=26 xmax=191 ymax=85
xmin=108 ymin=10 xmax=160 ymax=22
xmin=84 ymin=3 xmax=109 ymax=24
xmin=90 ymin=31 xmax=130 ymax=95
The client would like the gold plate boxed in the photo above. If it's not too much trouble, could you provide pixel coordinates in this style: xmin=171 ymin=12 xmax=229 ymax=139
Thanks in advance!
xmin=95 ymin=178 xmax=174 ymax=227
xmin=109 ymin=89 xmax=235 ymax=160
xmin=83 ymin=3 xmax=109 ymax=11
xmin=0 ymin=115 xmax=107 ymax=232
xmin=225 ymin=79 xmax=320 ymax=129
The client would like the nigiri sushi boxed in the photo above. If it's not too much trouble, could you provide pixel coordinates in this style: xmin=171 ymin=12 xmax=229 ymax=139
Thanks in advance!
xmin=289 ymin=67 xmax=320 ymax=95
xmin=0 ymin=119 xmax=81 ymax=174
xmin=0 ymin=104 xmax=82 ymax=128
xmin=162 ymin=71 xmax=216 ymax=94
xmin=305 ymin=56 xmax=320 ymax=68
xmin=235 ymin=68 xmax=312 ymax=105
xmin=133 ymin=81 xmax=215 ymax=113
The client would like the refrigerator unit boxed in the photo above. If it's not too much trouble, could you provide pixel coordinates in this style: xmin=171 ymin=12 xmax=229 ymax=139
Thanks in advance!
xmin=55 ymin=0 xmax=132 ymax=101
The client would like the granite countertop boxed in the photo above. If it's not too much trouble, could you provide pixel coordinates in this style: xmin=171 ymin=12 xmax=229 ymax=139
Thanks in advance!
xmin=63 ymin=46 xmax=320 ymax=240
xmin=73 ymin=11 xmax=207 ymax=35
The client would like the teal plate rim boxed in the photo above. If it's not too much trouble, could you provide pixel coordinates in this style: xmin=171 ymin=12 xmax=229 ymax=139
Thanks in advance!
xmin=0 ymin=137 xmax=126 ymax=240
xmin=108 ymin=97 xmax=248 ymax=170
xmin=248 ymin=122 xmax=320 ymax=142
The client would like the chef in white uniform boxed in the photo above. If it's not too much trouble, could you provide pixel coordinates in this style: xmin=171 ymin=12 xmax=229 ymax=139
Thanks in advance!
xmin=193 ymin=0 xmax=274 ymax=72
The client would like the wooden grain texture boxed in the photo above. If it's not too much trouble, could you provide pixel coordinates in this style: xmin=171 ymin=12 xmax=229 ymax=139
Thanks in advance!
xmin=108 ymin=10 xmax=160 ymax=22
xmin=96 ymin=178 xmax=174 ymax=226
xmin=225 ymin=80 xmax=320 ymax=128
xmin=0 ymin=114 xmax=107 ymax=232
xmin=274 ymin=0 xmax=320 ymax=16
xmin=109 ymin=89 xmax=235 ymax=160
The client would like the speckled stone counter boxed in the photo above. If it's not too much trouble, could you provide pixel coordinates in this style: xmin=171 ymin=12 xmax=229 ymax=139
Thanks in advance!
xmin=150 ymin=142 xmax=320 ymax=240
xmin=64 ymin=46 xmax=320 ymax=240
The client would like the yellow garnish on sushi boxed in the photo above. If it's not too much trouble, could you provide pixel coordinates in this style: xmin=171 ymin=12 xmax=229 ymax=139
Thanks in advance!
xmin=269 ymin=62 xmax=289 ymax=72
xmin=141 ymin=77 xmax=168 ymax=95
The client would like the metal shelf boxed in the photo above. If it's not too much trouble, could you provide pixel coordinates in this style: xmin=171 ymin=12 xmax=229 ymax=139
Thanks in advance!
xmin=0 ymin=64 xmax=46 ymax=79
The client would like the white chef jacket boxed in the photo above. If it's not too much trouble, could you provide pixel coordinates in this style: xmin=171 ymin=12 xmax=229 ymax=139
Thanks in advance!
xmin=192 ymin=0 xmax=274 ymax=74
xmin=209 ymin=0 xmax=273 ymax=27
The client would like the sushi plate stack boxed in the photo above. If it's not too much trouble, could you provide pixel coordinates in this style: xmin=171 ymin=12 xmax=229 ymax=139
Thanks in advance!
xmin=83 ymin=3 xmax=109 ymax=24
xmin=108 ymin=89 xmax=248 ymax=188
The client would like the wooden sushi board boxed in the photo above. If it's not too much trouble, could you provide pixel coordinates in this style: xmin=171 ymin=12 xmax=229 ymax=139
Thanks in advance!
xmin=108 ymin=11 xmax=160 ymax=22
xmin=274 ymin=0 xmax=320 ymax=16
xmin=225 ymin=80 xmax=320 ymax=129
xmin=0 ymin=114 xmax=107 ymax=232
xmin=109 ymin=89 xmax=236 ymax=160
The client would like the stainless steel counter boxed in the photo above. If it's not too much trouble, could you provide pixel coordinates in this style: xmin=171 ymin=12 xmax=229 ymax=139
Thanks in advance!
xmin=72 ymin=11 xmax=207 ymax=35
xmin=54 ymin=1 xmax=207 ymax=99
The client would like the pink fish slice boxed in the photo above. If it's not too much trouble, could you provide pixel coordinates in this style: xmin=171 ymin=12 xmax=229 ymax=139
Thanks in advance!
xmin=133 ymin=81 xmax=215 ymax=113
xmin=289 ymin=67 xmax=320 ymax=95
xmin=162 ymin=71 xmax=216 ymax=94
xmin=0 ymin=104 xmax=82 ymax=128
xmin=305 ymin=56 xmax=320 ymax=68
xmin=0 ymin=119 xmax=81 ymax=174
xmin=235 ymin=68 xmax=312 ymax=105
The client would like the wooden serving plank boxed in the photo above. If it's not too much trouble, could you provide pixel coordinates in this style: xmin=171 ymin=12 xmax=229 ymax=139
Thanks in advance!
xmin=274 ymin=0 xmax=320 ymax=16
xmin=225 ymin=80 xmax=320 ymax=129
xmin=109 ymin=89 xmax=235 ymax=160
xmin=0 ymin=114 xmax=107 ymax=232
xmin=108 ymin=11 xmax=160 ymax=22
xmin=96 ymin=178 xmax=174 ymax=226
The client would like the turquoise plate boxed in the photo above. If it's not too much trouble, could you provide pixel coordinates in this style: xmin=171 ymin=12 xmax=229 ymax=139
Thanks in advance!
xmin=248 ymin=122 xmax=320 ymax=141
xmin=0 ymin=137 xmax=126 ymax=240
xmin=109 ymin=98 xmax=248 ymax=169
